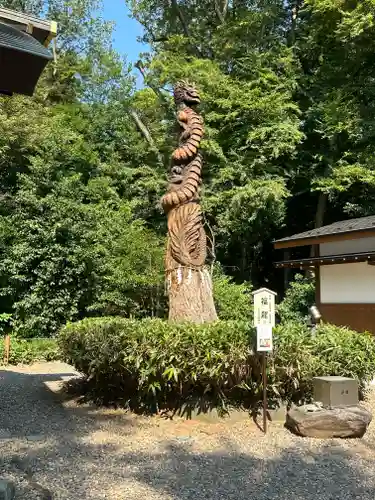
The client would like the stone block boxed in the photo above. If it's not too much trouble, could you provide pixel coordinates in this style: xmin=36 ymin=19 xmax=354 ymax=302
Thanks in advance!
xmin=313 ymin=376 xmax=358 ymax=408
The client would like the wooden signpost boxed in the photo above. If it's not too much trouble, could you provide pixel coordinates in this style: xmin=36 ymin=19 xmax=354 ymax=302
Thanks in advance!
xmin=3 ymin=334 xmax=10 ymax=365
xmin=252 ymin=288 xmax=277 ymax=434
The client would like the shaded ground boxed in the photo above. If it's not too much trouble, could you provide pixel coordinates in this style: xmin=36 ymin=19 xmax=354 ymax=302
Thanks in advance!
xmin=1 ymin=362 xmax=375 ymax=499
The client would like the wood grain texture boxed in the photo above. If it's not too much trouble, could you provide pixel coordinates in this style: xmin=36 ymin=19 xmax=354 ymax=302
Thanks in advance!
xmin=162 ymin=82 xmax=217 ymax=323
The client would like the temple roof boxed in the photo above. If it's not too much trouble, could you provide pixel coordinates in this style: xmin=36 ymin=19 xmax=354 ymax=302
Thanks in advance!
xmin=274 ymin=215 xmax=375 ymax=249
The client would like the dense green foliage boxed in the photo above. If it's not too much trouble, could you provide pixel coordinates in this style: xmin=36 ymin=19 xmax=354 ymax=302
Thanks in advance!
xmin=213 ymin=266 xmax=252 ymax=321
xmin=59 ymin=317 xmax=256 ymax=411
xmin=274 ymin=322 xmax=375 ymax=400
xmin=0 ymin=337 xmax=59 ymax=364
xmin=59 ymin=317 xmax=375 ymax=412
xmin=277 ymin=274 xmax=315 ymax=323
xmin=0 ymin=1 xmax=374 ymax=336
xmin=127 ymin=0 xmax=375 ymax=283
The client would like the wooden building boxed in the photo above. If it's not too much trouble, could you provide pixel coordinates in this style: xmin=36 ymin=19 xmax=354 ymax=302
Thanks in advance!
xmin=0 ymin=7 xmax=56 ymax=96
xmin=274 ymin=215 xmax=375 ymax=333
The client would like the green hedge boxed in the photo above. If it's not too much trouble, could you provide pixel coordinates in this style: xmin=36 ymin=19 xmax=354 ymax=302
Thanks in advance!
xmin=272 ymin=322 xmax=375 ymax=403
xmin=58 ymin=317 xmax=375 ymax=413
xmin=58 ymin=318 xmax=257 ymax=412
xmin=0 ymin=338 xmax=60 ymax=365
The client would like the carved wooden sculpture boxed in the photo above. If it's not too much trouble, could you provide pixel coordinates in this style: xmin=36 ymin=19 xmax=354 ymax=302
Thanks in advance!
xmin=161 ymin=82 xmax=218 ymax=323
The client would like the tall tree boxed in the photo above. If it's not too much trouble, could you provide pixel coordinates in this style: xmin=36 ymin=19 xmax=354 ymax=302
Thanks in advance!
xmin=127 ymin=0 xmax=375 ymax=289
xmin=294 ymin=0 xmax=375 ymax=222
xmin=127 ymin=0 xmax=302 ymax=285
xmin=0 ymin=0 xmax=169 ymax=336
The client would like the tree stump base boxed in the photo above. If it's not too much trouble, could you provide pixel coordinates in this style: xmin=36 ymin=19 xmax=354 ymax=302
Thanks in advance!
xmin=286 ymin=404 xmax=372 ymax=438
xmin=167 ymin=266 xmax=217 ymax=323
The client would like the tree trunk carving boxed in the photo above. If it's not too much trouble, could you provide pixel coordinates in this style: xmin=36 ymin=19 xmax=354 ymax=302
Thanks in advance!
xmin=161 ymin=82 xmax=218 ymax=323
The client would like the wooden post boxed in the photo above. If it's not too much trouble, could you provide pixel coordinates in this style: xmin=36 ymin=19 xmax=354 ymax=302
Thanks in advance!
xmin=3 ymin=334 xmax=10 ymax=365
xmin=262 ymin=352 xmax=267 ymax=434
xmin=283 ymin=250 xmax=291 ymax=291
xmin=253 ymin=288 xmax=276 ymax=435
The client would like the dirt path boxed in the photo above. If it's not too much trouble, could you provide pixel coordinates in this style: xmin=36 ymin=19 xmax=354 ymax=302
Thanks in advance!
xmin=1 ymin=362 xmax=375 ymax=499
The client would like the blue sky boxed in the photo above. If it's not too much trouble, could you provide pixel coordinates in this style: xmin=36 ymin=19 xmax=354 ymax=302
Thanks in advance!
xmin=102 ymin=1 xmax=149 ymax=66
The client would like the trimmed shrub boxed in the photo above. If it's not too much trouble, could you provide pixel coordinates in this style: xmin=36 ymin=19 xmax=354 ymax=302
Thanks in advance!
xmin=0 ymin=337 xmax=60 ymax=365
xmin=271 ymin=322 xmax=317 ymax=404
xmin=58 ymin=317 xmax=375 ymax=413
xmin=58 ymin=318 xmax=259 ymax=412
xmin=272 ymin=322 xmax=375 ymax=402
xmin=312 ymin=324 xmax=375 ymax=388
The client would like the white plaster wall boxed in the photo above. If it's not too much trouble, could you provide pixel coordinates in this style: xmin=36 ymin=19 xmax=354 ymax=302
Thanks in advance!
xmin=320 ymin=236 xmax=375 ymax=256
xmin=320 ymin=262 xmax=375 ymax=303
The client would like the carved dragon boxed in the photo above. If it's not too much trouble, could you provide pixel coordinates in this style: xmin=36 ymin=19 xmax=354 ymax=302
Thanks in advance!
xmin=161 ymin=82 xmax=207 ymax=270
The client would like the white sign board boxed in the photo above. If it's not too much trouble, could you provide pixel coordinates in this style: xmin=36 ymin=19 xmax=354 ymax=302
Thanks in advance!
xmin=253 ymin=288 xmax=276 ymax=328
xmin=257 ymin=325 xmax=273 ymax=352
xmin=253 ymin=288 xmax=276 ymax=352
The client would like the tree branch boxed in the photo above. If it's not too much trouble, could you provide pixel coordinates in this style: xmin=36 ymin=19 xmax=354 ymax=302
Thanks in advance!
xmin=170 ymin=0 xmax=204 ymax=57
xmin=135 ymin=60 xmax=168 ymax=104
xmin=129 ymin=109 xmax=164 ymax=167
xmin=222 ymin=0 xmax=229 ymax=19
xmin=214 ymin=0 xmax=229 ymax=24
xmin=170 ymin=0 xmax=191 ymax=39
xmin=135 ymin=60 xmax=147 ymax=80
xmin=288 ymin=0 xmax=302 ymax=47
xmin=214 ymin=0 xmax=224 ymax=23
xmin=151 ymin=35 xmax=168 ymax=42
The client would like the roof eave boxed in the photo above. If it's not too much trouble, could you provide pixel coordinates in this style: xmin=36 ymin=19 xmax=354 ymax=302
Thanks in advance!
xmin=274 ymin=228 xmax=375 ymax=250
xmin=274 ymin=251 xmax=375 ymax=268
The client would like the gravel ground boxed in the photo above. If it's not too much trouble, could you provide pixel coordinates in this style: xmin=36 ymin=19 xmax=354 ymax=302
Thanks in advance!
xmin=1 ymin=362 xmax=375 ymax=499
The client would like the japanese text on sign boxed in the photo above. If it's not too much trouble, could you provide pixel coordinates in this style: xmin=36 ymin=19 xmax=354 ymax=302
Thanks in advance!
xmin=253 ymin=288 xmax=276 ymax=353
xmin=253 ymin=288 xmax=276 ymax=328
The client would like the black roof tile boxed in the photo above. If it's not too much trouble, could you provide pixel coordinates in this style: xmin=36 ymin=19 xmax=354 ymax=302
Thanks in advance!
xmin=275 ymin=215 xmax=375 ymax=244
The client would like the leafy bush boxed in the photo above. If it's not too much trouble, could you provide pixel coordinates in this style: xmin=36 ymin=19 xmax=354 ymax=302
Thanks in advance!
xmin=312 ymin=324 xmax=375 ymax=390
xmin=58 ymin=317 xmax=375 ymax=413
xmin=271 ymin=322 xmax=317 ymax=404
xmin=272 ymin=322 xmax=375 ymax=402
xmin=277 ymin=274 xmax=315 ymax=323
xmin=0 ymin=337 xmax=60 ymax=365
xmin=213 ymin=266 xmax=252 ymax=321
xmin=59 ymin=317 xmax=258 ymax=412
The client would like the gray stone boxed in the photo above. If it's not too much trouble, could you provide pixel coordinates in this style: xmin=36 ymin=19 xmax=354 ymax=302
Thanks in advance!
xmin=176 ymin=404 xmax=249 ymax=422
xmin=0 ymin=430 xmax=12 ymax=439
xmin=0 ymin=480 xmax=15 ymax=500
xmin=313 ymin=376 xmax=359 ymax=407
xmin=286 ymin=404 xmax=372 ymax=438
xmin=26 ymin=434 xmax=44 ymax=442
